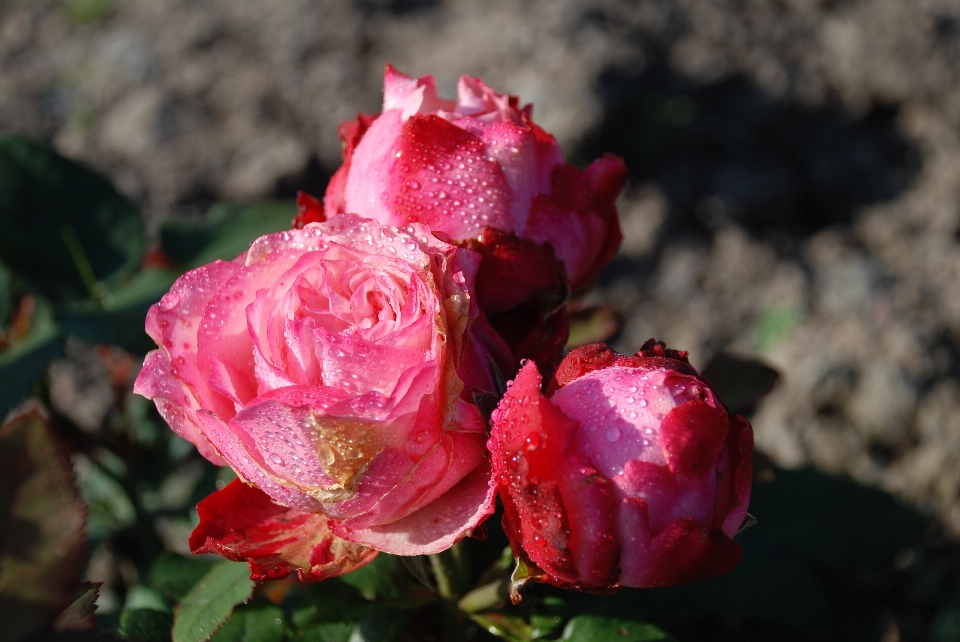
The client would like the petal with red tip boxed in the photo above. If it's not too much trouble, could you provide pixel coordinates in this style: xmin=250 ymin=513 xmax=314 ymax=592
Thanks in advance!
xmin=190 ymin=479 xmax=377 ymax=582
xmin=659 ymin=399 xmax=729 ymax=477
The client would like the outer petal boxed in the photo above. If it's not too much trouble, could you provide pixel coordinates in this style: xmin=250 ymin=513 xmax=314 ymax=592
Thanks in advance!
xmin=293 ymin=191 xmax=326 ymax=229
xmin=332 ymin=458 xmax=496 ymax=555
xmin=526 ymin=156 xmax=627 ymax=290
xmin=556 ymin=455 xmax=620 ymax=587
xmin=488 ymin=362 xmax=581 ymax=585
xmin=720 ymin=415 xmax=754 ymax=538
xmin=630 ymin=517 xmax=742 ymax=588
xmin=469 ymin=228 xmax=566 ymax=316
xmin=134 ymin=259 xmax=243 ymax=465
xmin=190 ymin=479 xmax=377 ymax=582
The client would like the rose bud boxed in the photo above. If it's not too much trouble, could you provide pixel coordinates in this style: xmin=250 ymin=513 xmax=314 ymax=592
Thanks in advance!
xmin=488 ymin=341 xmax=753 ymax=591
xmin=314 ymin=65 xmax=628 ymax=375
xmin=135 ymin=214 xmax=512 ymax=581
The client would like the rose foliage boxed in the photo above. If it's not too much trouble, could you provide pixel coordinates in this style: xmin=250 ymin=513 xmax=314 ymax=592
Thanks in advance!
xmin=136 ymin=65 xmax=753 ymax=595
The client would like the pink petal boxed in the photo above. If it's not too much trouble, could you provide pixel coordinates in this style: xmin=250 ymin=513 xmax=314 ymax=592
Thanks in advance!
xmin=196 ymin=410 xmax=323 ymax=512
xmin=138 ymin=351 xmax=225 ymax=465
xmin=333 ymin=458 xmax=495 ymax=555
xmin=227 ymin=386 xmax=353 ymax=492
xmin=342 ymin=110 xmax=405 ymax=224
xmin=474 ymin=121 xmax=553 ymax=233
xmin=387 ymin=115 xmax=514 ymax=240
xmin=135 ymin=259 xmax=243 ymax=464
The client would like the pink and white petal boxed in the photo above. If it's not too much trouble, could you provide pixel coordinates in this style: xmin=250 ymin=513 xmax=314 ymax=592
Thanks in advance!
xmin=320 ymin=446 xmax=417 ymax=521
xmin=190 ymin=479 xmax=377 ymax=583
xmin=136 ymin=350 xmax=225 ymax=465
xmin=228 ymin=387 xmax=353 ymax=492
xmin=383 ymin=64 xmax=424 ymax=118
xmin=196 ymin=410 xmax=324 ymax=512
xmin=333 ymin=458 xmax=495 ymax=555
xmin=343 ymin=420 xmax=487 ymax=530
xmin=141 ymin=259 xmax=242 ymax=420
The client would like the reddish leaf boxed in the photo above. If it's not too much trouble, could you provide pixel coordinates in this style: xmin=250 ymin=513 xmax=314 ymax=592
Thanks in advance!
xmin=0 ymin=405 xmax=87 ymax=642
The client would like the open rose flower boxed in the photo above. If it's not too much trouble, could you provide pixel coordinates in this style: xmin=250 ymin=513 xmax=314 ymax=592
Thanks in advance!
xmin=135 ymin=214 xmax=510 ymax=580
xmin=488 ymin=341 xmax=753 ymax=591
xmin=298 ymin=65 xmax=627 ymax=375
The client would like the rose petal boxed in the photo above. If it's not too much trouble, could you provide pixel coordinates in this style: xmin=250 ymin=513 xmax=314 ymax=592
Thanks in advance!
xmin=632 ymin=517 xmax=742 ymax=588
xmin=190 ymin=479 xmax=377 ymax=582
xmin=389 ymin=115 xmax=514 ymax=240
xmin=135 ymin=259 xmax=243 ymax=464
xmin=341 ymin=111 xmax=405 ymax=224
xmin=333 ymin=458 xmax=496 ymax=555
xmin=659 ymin=399 xmax=730 ymax=478
xmin=196 ymin=411 xmax=324 ymax=512
xmin=557 ymin=455 xmax=620 ymax=587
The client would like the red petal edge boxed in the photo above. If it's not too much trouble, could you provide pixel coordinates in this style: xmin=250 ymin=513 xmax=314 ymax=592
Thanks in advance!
xmin=292 ymin=191 xmax=326 ymax=229
xmin=190 ymin=479 xmax=378 ymax=583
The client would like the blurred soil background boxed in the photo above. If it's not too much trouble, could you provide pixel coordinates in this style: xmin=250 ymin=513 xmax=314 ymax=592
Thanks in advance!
xmin=4 ymin=0 xmax=960 ymax=638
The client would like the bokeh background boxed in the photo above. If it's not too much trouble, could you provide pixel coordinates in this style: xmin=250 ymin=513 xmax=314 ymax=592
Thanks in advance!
xmin=4 ymin=1 xmax=960 ymax=640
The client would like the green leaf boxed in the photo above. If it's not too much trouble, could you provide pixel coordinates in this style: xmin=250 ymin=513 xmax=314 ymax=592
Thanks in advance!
xmin=148 ymin=553 xmax=217 ymax=601
xmin=342 ymin=554 xmax=429 ymax=604
xmin=172 ymin=561 xmax=255 ymax=642
xmin=0 ymin=406 xmax=87 ymax=642
xmin=120 ymin=609 xmax=174 ymax=642
xmin=746 ymin=467 xmax=927 ymax=566
xmin=350 ymin=608 xmax=409 ymax=642
xmin=0 ymin=296 xmax=62 ymax=417
xmin=298 ymin=622 xmax=355 ymax=642
xmin=210 ymin=598 xmax=284 ymax=642
xmin=59 ymin=269 xmax=179 ymax=354
xmin=160 ymin=202 xmax=296 ymax=269
xmin=560 ymin=616 xmax=675 ymax=641
xmin=529 ymin=596 xmax=567 ymax=639
xmin=0 ymin=135 xmax=145 ymax=302
xmin=0 ymin=263 xmax=12 ymax=328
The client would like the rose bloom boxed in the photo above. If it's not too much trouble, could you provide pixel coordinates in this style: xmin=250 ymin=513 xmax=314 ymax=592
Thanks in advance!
xmin=135 ymin=214 xmax=511 ymax=580
xmin=297 ymin=65 xmax=627 ymax=375
xmin=488 ymin=341 xmax=753 ymax=591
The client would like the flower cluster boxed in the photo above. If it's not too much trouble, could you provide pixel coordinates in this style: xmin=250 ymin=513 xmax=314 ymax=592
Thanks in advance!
xmin=135 ymin=66 xmax=752 ymax=591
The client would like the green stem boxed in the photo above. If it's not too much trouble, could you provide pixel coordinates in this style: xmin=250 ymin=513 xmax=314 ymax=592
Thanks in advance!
xmin=61 ymin=225 xmax=103 ymax=306
xmin=429 ymin=552 xmax=455 ymax=600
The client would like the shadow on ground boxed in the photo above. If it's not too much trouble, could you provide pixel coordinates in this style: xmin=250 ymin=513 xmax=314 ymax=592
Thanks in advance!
xmin=576 ymin=58 xmax=921 ymax=247
xmin=516 ymin=457 xmax=960 ymax=642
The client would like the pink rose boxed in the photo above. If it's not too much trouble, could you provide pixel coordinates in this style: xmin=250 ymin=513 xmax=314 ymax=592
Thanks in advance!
xmin=309 ymin=65 xmax=627 ymax=375
xmin=488 ymin=341 xmax=753 ymax=591
xmin=135 ymin=214 xmax=510 ymax=579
